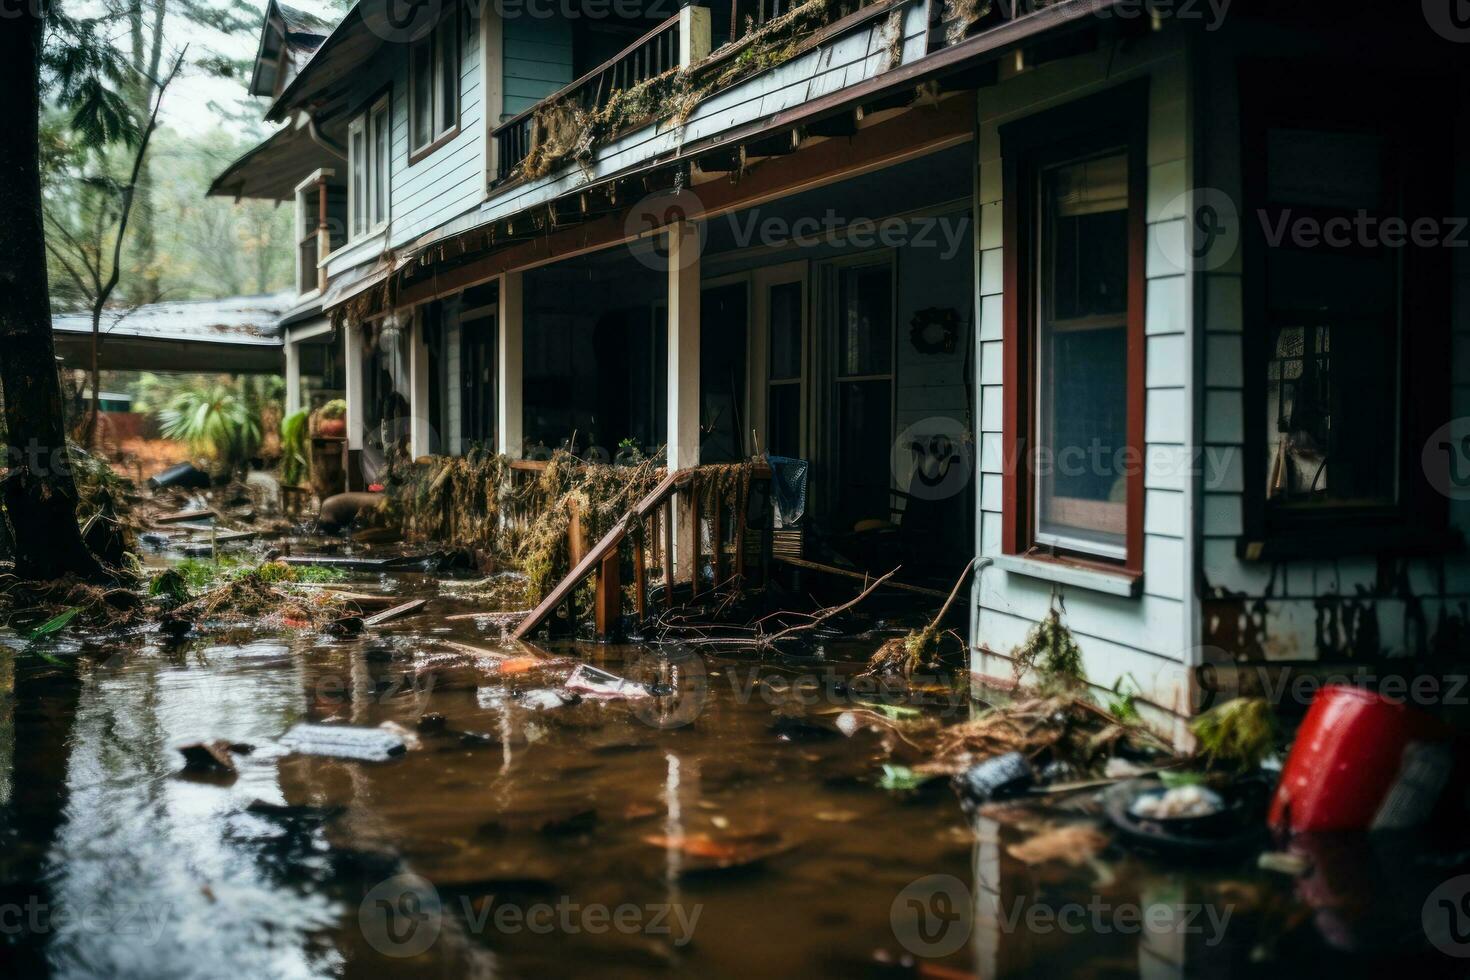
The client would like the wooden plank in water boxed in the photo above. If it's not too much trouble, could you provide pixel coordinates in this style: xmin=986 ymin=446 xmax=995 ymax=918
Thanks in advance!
xmin=282 ymin=555 xmax=396 ymax=571
xmin=362 ymin=598 xmax=428 ymax=627
xmin=774 ymin=556 xmax=949 ymax=600
xmin=156 ymin=509 xmax=214 ymax=524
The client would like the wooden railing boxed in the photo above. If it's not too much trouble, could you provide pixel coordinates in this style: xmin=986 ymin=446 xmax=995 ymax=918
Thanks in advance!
xmin=492 ymin=11 xmax=691 ymax=183
xmin=513 ymin=461 xmax=770 ymax=640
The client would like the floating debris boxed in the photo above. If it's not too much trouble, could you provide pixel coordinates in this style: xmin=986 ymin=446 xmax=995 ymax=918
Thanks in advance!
xmin=178 ymin=740 xmax=237 ymax=774
xmin=279 ymin=723 xmax=407 ymax=761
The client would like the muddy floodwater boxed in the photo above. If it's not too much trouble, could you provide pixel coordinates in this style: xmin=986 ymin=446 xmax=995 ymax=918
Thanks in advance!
xmin=0 ymin=568 xmax=1464 ymax=978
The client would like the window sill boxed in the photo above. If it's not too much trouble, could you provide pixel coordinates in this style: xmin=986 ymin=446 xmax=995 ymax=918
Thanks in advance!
xmin=994 ymin=552 xmax=1143 ymax=598
xmin=408 ymin=126 xmax=460 ymax=167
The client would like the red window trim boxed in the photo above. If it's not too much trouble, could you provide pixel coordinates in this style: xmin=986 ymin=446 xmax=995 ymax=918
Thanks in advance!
xmin=999 ymin=80 xmax=1150 ymax=577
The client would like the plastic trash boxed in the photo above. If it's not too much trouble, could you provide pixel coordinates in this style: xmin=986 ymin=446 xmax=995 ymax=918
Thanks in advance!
xmin=148 ymin=463 xmax=210 ymax=490
xmin=953 ymin=752 xmax=1034 ymax=810
xmin=279 ymin=723 xmax=407 ymax=761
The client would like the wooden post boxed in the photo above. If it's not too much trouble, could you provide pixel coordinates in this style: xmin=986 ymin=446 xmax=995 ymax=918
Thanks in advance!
xmin=498 ymin=271 xmax=523 ymax=457
xmin=316 ymin=175 xmax=330 ymax=292
xmin=663 ymin=498 xmax=675 ymax=609
xmin=679 ymin=4 xmax=711 ymax=68
xmin=595 ymin=549 xmax=621 ymax=639
xmin=667 ymin=220 xmax=700 ymax=583
xmin=634 ymin=523 xmax=647 ymax=623
xmin=343 ymin=322 xmax=365 ymax=491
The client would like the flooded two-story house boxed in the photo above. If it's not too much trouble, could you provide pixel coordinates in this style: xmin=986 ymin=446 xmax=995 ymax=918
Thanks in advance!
xmin=212 ymin=0 xmax=1470 ymax=741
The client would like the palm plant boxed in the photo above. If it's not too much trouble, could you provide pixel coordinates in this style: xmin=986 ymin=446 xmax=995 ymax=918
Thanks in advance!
xmin=279 ymin=408 xmax=309 ymax=486
xmin=158 ymin=383 xmax=261 ymax=474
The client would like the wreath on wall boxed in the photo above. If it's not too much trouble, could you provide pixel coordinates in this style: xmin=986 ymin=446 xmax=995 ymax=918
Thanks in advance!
xmin=909 ymin=307 xmax=962 ymax=355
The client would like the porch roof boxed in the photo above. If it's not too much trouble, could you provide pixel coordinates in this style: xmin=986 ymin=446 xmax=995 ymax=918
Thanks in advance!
xmin=377 ymin=0 xmax=1122 ymax=310
xmin=207 ymin=120 xmax=340 ymax=202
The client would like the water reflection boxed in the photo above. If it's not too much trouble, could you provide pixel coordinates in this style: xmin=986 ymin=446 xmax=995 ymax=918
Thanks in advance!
xmin=0 ymin=617 xmax=1462 ymax=977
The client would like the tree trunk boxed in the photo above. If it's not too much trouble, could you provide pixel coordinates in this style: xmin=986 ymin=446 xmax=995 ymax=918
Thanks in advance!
xmin=0 ymin=9 xmax=106 ymax=581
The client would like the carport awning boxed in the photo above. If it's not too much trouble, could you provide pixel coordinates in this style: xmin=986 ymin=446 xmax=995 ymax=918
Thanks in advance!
xmin=51 ymin=295 xmax=289 ymax=374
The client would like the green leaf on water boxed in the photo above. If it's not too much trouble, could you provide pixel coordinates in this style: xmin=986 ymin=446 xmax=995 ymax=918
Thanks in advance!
xmin=28 ymin=607 xmax=82 ymax=641
xmin=860 ymin=702 xmax=921 ymax=721
xmin=878 ymin=764 xmax=927 ymax=792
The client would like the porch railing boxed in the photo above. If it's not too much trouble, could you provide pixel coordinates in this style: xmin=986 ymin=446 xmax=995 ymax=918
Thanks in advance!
xmin=513 ymin=461 xmax=771 ymax=640
xmin=492 ymin=10 xmax=692 ymax=183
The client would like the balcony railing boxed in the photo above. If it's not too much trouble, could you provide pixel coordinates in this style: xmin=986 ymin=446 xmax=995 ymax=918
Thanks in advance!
xmin=492 ymin=10 xmax=690 ymax=183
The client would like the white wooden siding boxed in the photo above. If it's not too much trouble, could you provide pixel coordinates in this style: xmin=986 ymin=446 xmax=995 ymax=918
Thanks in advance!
xmin=970 ymin=32 xmax=1196 ymax=737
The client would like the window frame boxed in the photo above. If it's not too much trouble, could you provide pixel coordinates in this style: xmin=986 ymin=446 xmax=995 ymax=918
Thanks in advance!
xmin=999 ymin=80 xmax=1148 ymax=577
xmin=347 ymin=92 xmax=392 ymax=242
xmin=408 ymin=3 xmax=461 ymax=165
xmin=1237 ymin=62 xmax=1453 ymax=560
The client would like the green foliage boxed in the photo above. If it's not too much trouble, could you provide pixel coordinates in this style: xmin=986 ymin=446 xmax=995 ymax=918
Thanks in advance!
xmin=1012 ymin=607 xmax=1087 ymax=692
xmin=280 ymin=409 xmax=310 ymax=486
xmin=173 ymin=556 xmax=344 ymax=591
xmin=318 ymin=399 xmax=348 ymax=420
xmin=157 ymin=382 xmax=262 ymax=471
xmin=1108 ymin=674 xmax=1142 ymax=722
xmin=1190 ymin=697 xmax=1276 ymax=772
xmin=27 ymin=607 xmax=83 ymax=640
xmin=149 ymin=567 xmax=190 ymax=602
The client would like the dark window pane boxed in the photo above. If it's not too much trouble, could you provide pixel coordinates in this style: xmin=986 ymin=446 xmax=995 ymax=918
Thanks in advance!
xmin=1267 ymin=128 xmax=1383 ymax=210
xmin=459 ymin=315 xmax=497 ymax=449
xmin=768 ymin=281 xmax=802 ymax=380
xmin=837 ymin=264 xmax=891 ymax=377
xmin=1038 ymin=325 xmax=1128 ymax=550
xmin=836 ymin=379 xmax=891 ymax=528
xmin=412 ymin=41 xmax=433 ymax=149
xmin=768 ymin=384 xmax=800 ymax=459
xmin=1045 ymin=154 xmax=1128 ymax=321
xmin=437 ymin=18 xmax=457 ymax=134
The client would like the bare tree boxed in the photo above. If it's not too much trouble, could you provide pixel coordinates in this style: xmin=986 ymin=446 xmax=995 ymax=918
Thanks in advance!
xmin=44 ymin=48 xmax=185 ymax=445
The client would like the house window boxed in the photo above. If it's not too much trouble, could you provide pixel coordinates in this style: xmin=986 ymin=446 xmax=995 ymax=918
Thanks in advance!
xmin=1035 ymin=153 xmax=1130 ymax=558
xmin=349 ymin=95 xmax=390 ymax=239
xmin=1241 ymin=66 xmax=1450 ymax=556
xmin=1000 ymin=82 xmax=1147 ymax=572
xmin=410 ymin=6 xmax=459 ymax=159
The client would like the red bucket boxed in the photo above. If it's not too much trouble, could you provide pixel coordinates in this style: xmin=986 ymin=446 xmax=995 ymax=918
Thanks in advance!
xmin=1269 ymin=685 xmax=1454 ymax=833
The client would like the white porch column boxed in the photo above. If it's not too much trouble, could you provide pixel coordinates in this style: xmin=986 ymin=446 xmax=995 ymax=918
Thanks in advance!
xmin=497 ymin=271 xmax=524 ymax=458
xmin=408 ymin=309 xmax=431 ymax=459
xmin=666 ymin=220 xmax=701 ymax=471
xmin=342 ymin=321 xmax=366 ymax=491
xmin=344 ymin=322 xmax=364 ymax=452
xmin=284 ymin=333 xmax=301 ymax=416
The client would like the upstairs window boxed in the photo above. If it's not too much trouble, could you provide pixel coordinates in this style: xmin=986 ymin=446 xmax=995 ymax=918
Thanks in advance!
xmin=410 ymin=6 xmax=459 ymax=159
xmin=349 ymin=95 xmax=390 ymax=239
